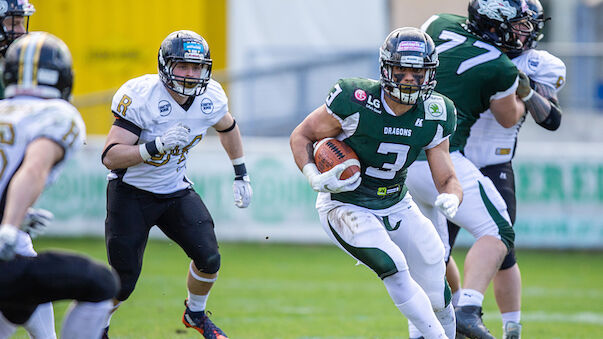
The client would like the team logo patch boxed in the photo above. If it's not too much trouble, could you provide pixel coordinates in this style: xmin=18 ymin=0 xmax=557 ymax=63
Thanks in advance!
xmin=354 ymin=89 xmax=367 ymax=101
xmin=397 ymin=41 xmax=425 ymax=52
xmin=201 ymin=98 xmax=214 ymax=114
xmin=158 ymin=100 xmax=172 ymax=116
xmin=423 ymin=96 xmax=447 ymax=121
xmin=528 ymin=58 xmax=539 ymax=70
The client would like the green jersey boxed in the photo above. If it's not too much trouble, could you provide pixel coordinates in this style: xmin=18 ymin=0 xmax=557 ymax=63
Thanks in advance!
xmin=325 ymin=78 xmax=456 ymax=210
xmin=423 ymin=14 xmax=518 ymax=151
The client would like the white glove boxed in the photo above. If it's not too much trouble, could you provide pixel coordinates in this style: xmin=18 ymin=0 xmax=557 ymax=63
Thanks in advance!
xmin=0 ymin=224 xmax=19 ymax=261
xmin=233 ymin=175 xmax=252 ymax=208
xmin=435 ymin=193 xmax=460 ymax=219
xmin=158 ymin=124 xmax=190 ymax=153
xmin=21 ymin=208 xmax=54 ymax=238
xmin=303 ymin=163 xmax=361 ymax=193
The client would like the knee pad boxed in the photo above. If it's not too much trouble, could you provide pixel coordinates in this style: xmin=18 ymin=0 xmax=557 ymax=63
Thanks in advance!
xmin=194 ymin=253 xmax=221 ymax=275
xmin=500 ymin=248 xmax=517 ymax=270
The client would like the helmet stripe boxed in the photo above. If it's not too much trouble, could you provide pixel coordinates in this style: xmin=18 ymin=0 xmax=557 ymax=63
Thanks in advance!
xmin=18 ymin=33 xmax=44 ymax=86
xmin=31 ymin=34 xmax=46 ymax=86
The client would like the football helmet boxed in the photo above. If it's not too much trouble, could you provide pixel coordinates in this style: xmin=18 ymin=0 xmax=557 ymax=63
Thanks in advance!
xmin=524 ymin=0 xmax=548 ymax=50
xmin=3 ymin=32 xmax=73 ymax=100
xmin=0 ymin=0 xmax=35 ymax=55
xmin=379 ymin=27 xmax=438 ymax=105
xmin=467 ymin=0 xmax=534 ymax=53
xmin=158 ymin=30 xmax=212 ymax=96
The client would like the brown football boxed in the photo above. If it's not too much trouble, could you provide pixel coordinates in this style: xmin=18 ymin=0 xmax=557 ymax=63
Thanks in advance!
xmin=313 ymin=138 xmax=361 ymax=180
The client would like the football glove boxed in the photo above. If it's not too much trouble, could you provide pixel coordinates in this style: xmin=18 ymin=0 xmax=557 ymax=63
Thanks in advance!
xmin=517 ymin=70 xmax=534 ymax=101
xmin=159 ymin=124 xmax=190 ymax=153
xmin=303 ymin=163 xmax=361 ymax=193
xmin=233 ymin=175 xmax=252 ymax=208
xmin=21 ymin=208 xmax=54 ymax=238
xmin=435 ymin=193 xmax=460 ymax=219
xmin=0 ymin=224 xmax=19 ymax=261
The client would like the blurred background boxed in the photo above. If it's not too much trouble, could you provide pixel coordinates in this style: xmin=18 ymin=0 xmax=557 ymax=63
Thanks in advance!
xmin=29 ymin=0 xmax=603 ymax=249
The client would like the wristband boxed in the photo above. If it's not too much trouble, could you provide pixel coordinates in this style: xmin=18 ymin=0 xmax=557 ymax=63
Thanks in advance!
xmin=139 ymin=137 xmax=163 ymax=161
xmin=234 ymin=163 xmax=247 ymax=179
xmin=521 ymin=89 xmax=534 ymax=102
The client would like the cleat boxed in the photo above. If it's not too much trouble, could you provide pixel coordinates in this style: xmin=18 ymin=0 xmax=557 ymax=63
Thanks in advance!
xmin=455 ymin=305 xmax=495 ymax=339
xmin=182 ymin=300 xmax=228 ymax=339
xmin=101 ymin=326 xmax=109 ymax=339
xmin=502 ymin=321 xmax=522 ymax=339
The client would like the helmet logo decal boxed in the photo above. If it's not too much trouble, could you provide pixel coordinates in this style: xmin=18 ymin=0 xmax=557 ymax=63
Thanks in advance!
xmin=158 ymin=100 xmax=172 ymax=116
xmin=183 ymin=42 xmax=203 ymax=60
xmin=201 ymin=98 xmax=214 ymax=114
xmin=477 ymin=0 xmax=518 ymax=21
xmin=397 ymin=41 xmax=425 ymax=52
xmin=354 ymin=89 xmax=367 ymax=101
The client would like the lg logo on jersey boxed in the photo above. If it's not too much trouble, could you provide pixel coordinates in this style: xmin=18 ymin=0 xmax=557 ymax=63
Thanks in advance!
xmin=352 ymin=88 xmax=381 ymax=114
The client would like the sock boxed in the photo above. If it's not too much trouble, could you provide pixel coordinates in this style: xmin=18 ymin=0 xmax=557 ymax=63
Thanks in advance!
xmin=60 ymin=300 xmax=112 ymax=339
xmin=103 ymin=301 xmax=121 ymax=328
xmin=0 ymin=312 xmax=17 ymax=339
xmin=501 ymin=311 xmax=521 ymax=326
xmin=407 ymin=320 xmax=422 ymax=338
xmin=451 ymin=290 xmax=461 ymax=307
xmin=23 ymin=302 xmax=57 ymax=339
xmin=383 ymin=272 xmax=445 ymax=338
xmin=434 ymin=303 xmax=456 ymax=339
xmin=187 ymin=292 xmax=209 ymax=312
xmin=457 ymin=288 xmax=484 ymax=307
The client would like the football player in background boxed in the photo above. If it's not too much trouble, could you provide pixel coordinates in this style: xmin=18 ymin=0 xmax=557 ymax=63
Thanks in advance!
xmin=405 ymin=0 xmax=532 ymax=338
xmin=101 ymin=30 xmax=252 ymax=339
xmin=0 ymin=32 xmax=119 ymax=339
xmin=0 ymin=2 xmax=72 ymax=338
xmin=291 ymin=27 xmax=463 ymax=339
xmin=445 ymin=1 xmax=566 ymax=338
xmin=0 ymin=0 xmax=35 ymax=98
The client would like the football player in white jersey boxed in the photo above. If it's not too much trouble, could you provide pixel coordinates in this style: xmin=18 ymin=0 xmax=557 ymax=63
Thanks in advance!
xmin=101 ymin=30 xmax=251 ymax=339
xmin=447 ymin=1 xmax=565 ymax=337
xmin=0 ymin=32 xmax=119 ymax=339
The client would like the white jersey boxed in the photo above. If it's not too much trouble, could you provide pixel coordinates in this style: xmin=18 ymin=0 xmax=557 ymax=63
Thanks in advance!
xmin=464 ymin=49 xmax=566 ymax=168
xmin=0 ymin=96 xmax=86 ymax=195
xmin=110 ymin=74 xmax=228 ymax=194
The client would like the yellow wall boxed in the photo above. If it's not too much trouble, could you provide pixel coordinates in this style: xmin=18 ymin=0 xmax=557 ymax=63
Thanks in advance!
xmin=30 ymin=0 xmax=227 ymax=135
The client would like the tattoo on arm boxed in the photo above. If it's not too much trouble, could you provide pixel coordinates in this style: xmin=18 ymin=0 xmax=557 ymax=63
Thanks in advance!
xmin=305 ymin=142 xmax=315 ymax=164
xmin=525 ymin=82 xmax=558 ymax=123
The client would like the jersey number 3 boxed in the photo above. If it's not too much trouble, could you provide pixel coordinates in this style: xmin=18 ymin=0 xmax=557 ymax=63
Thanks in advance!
xmin=366 ymin=143 xmax=410 ymax=180
xmin=436 ymin=30 xmax=501 ymax=75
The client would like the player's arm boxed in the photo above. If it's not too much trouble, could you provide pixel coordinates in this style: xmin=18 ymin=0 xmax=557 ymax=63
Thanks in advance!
xmin=489 ymin=93 xmax=526 ymax=128
xmin=290 ymin=104 xmax=342 ymax=171
xmin=425 ymin=139 xmax=463 ymax=204
xmin=101 ymin=125 xmax=144 ymax=170
xmin=213 ymin=112 xmax=252 ymax=208
xmin=2 ymin=138 xmax=63 ymax=228
xmin=213 ymin=112 xmax=244 ymax=161
xmin=517 ymin=71 xmax=562 ymax=131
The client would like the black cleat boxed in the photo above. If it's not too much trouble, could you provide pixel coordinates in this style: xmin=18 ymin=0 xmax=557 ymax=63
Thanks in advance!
xmin=455 ymin=305 xmax=495 ymax=339
xmin=100 ymin=326 xmax=109 ymax=339
xmin=182 ymin=300 xmax=228 ymax=339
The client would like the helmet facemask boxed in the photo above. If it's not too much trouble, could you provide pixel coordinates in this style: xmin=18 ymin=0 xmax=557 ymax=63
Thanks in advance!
xmin=0 ymin=0 xmax=35 ymax=55
xmin=161 ymin=58 xmax=212 ymax=96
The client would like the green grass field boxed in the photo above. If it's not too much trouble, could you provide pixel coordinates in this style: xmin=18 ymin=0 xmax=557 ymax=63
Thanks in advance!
xmin=11 ymin=238 xmax=603 ymax=338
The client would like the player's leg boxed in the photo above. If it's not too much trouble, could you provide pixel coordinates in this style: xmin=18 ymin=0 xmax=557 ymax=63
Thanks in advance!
xmin=389 ymin=195 xmax=455 ymax=339
xmin=22 ymin=303 xmax=56 ymax=339
xmin=0 ymin=311 xmax=17 ymax=339
xmin=159 ymin=189 xmax=227 ymax=339
xmin=104 ymin=180 xmax=158 ymax=336
xmin=480 ymin=162 xmax=522 ymax=338
xmin=320 ymin=202 xmax=447 ymax=339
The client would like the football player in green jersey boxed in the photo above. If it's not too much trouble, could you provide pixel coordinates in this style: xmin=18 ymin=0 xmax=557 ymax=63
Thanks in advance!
xmin=406 ymin=0 xmax=532 ymax=338
xmin=291 ymin=27 xmax=462 ymax=339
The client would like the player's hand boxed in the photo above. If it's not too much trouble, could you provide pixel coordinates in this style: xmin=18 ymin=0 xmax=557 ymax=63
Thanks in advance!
xmin=0 ymin=224 xmax=19 ymax=261
xmin=435 ymin=193 xmax=460 ymax=219
xmin=158 ymin=124 xmax=190 ymax=153
xmin=21 ymin=208 xmax=54 ymax=238
xmin=233 ymin=175 xmax=252 ymax=208
xmin=517 ymin=70 xmax=534 ymax=101
xmin=303 ymin=163 xmax=362 ymax=193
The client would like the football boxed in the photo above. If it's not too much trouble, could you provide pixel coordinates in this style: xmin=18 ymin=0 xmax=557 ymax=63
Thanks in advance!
xmin=313 ymin=138 xmax=361 ymax=180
